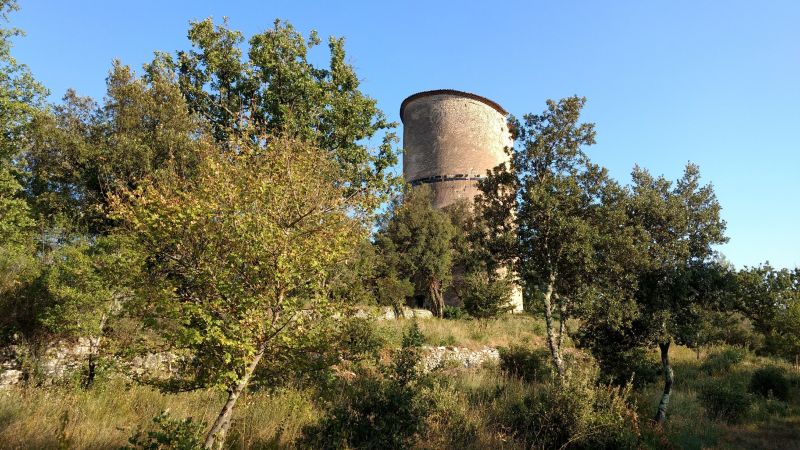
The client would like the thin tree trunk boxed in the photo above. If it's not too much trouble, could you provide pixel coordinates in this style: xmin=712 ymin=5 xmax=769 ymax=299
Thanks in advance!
xmin=542 ymin=275 xmax=564 ymax=379
xmin=653 ymin=340 xmax=673 ymax=424
xmin=204 ymin=341 xmax=267 ymax=449
xmin=429 ymin=278 xmax=444 ymax=318
xmin=84 ymin=311 xmax=108 ymax=388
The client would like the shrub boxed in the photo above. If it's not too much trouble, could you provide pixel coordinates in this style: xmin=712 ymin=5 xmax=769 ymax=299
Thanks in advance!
xmin=402 ymin=320 xmax=426 ymax=348
xmin=699 ymin=381 xmax=752 ymax=423
xmin=501 ymin=368 xmax=640 ymax=449
xmin=701 ymin=348 xmax=746 ymax=375
xmin=443 ymin=306 xmax=469 ymax=320
xmin=498 ymin=345 xmax=551 ymax=382
xmin=125 ymin=411 xmax=205 ymax=450
xmin=340 ymin=317 xmax=385 ymax=360
xmin=302 ymin=323 xmax=433 ymax=449
xmin=749 ymin=366 xmax=789 ymax=401
xmin=595 ymin=347 xmax=660 ymax=387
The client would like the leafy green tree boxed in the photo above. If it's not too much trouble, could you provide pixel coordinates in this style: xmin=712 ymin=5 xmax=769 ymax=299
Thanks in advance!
xmin=166 ymin=18 xmax=399 ymax=207
xmin=460 ymin=271 xmax=513 ymax=320
xmin=0 ymin=0 xmax=47 ymax=163
xmin=0 ymin=0 xmax=46 ymax=339
xmin=111 ymin=134 xmax=365 ymax=449
xmin=375 ymin=185 xmax=455 ymax=317
xmin=736 ymin=264 xmax=800 ymax=362
xmin=39 ymin=235 xmax=141 ymax=386
xmin=626 ymin=164 xmax=728 ymax=423
xmin=25 ymin=60 xmax=202 ymax=234
xmin=484 ymin=96 xmax=631 ymax=378
xmin=0 ymin=165 xmax=37 ymax=295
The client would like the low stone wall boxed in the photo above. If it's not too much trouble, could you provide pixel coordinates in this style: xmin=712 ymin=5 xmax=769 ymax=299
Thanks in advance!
xmin=420 ymin=345 xmax=499 ymax=372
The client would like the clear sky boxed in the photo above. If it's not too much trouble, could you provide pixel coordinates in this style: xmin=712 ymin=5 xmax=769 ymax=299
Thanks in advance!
xmin=10 ymin=1 xmax=800 ymax=269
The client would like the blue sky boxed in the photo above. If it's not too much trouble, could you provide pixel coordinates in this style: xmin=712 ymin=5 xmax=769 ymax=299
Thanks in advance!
xmin=11 ymin=1 xmax=800 ymax=269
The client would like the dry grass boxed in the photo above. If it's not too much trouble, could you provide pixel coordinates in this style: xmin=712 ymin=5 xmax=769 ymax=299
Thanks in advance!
xmin=0 ymin=380 xmax=318 ymax=449
xmin=376 ymin=313 xmax=546 ymax=349
xmin=2 ymin=316 xmax=799 ymax=449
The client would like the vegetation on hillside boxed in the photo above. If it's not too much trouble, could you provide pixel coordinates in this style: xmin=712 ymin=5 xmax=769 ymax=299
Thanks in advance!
xmin=0 ymin=1 xmax=798 ymax=449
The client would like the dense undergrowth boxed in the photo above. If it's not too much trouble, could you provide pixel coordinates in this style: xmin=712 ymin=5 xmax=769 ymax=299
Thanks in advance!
xmin=1 ymin=315 xmax=798 ymax=449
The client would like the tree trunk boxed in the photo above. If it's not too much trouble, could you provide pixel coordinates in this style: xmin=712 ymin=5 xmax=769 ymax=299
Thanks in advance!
xmin=204 ymin=341 xmax=267 ymax=449
xmin=542 ymin=276 xmax=565 ymax=379
xmin=84 ymin=338 xmax=99 ymax=389
xmin=653 ymin=340 xmax=673 ymax=424
xmin=84 ymin=311 xmax=108 ymax=389
xmin=428 ymin=278 xmax=444 ymax=318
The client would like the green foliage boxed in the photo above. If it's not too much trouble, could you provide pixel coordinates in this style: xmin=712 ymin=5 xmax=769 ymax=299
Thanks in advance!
xmin=0 ymin=165 xmax=38 ymax=298
xmin=0 ymin=0 xmax=42 ymax=300
xmin=0 ymin=0 xmax=47 ymax=162
xmin=126 ymin=411 xmax=205 ymax=450
xmin=460 ymin=270 xmax=513 ymax=321
xmin=402 ymin=321 xmax=426 ymax=348
xmin=699 ymin=381 xmax=752 ymax=423
xmin=338 ymin=317 xmax=385 ymax=361
xmin=701 ymin=348 xmax=747 ymax=375
xmin=169 ymin=18 xmax=399 ymax=206
xmin=112 ymin=135 xmax=361 ymax=390
xmin=375 ymin=185 xmax=455 ymax=317
xmin=498 ymin=345 xmax=551 ymax=382
xmin=749 ymin=366 xmax=789 ymax=401
xmin=442 ymin=306 xmax=469 ymax=320
xmin=25 ymin=62 xmax=204 ymax=234
xmin=501 ymin=368 xmax=640 ymax=449
xmin=596 ymin=347 xmax=660 ymax=387
xmin=482 ymin=96 xmax=641 ymax=377
xmin=302 ymin=325 xmax=432 ymax=449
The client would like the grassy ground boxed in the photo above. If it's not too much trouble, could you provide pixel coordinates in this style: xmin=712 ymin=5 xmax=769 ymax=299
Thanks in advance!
xmin=375 ymin=314 xmax=546 ymax=349
xmin=1 ymin=314 xmax=798 ymax=449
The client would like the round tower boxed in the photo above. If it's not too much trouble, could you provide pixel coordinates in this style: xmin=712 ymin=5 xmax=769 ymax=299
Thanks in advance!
xmin=401 ymin=89 xmax=523 ymax=313
xmin=401 ymin=89 xmax=513 ymax=209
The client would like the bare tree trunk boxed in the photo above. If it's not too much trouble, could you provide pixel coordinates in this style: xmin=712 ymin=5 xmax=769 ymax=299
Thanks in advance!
xmin=542 ymin=275 xmax=564 ymax=379
xmin=84 ymin=311 xmax=109 ymax=388
xmin=653 ymin=341 xmax=673 ymax=424
xmin=428 ymin=278 xmax=444 ymax=318
xmin=204 ymin=341 xmax=267 ymax=449
xmin=84 ymin=336 xmax=100 ymax=388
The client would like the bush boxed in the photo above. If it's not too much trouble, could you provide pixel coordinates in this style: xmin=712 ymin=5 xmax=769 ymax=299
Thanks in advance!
xmin=443 ymin=306 xmax=469 ymax=320
xmin=340 ymin=317 xmax=385 ymax=360
xmin=498 ymin=345 xmax=551 ymax=383
xmin=749 ymin=366 xmax=790 ymax=401
xmin=699 ymin=381 xmax=752 ymax=423
xmin=701 ymin=348 xmax=747 ymax=375
xmin=302 ymin=323 xmax=433 ymax=449
xmin=596 ymin=347 xmax=660 ymax=387
xmin=125 ymin=411 xmax=205 ymax=450
xmin=501 ymin=368 xmax=640 ymax=449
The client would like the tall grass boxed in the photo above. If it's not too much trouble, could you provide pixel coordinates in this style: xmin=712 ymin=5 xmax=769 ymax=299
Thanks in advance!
xmin=0 ymin=380 xmax=317 ymax=449
xmin=377 ymin=314 xmax=546 ymax=349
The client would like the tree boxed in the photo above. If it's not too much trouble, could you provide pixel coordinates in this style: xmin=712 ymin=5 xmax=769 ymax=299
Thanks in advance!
xmin=736 ymin=264 xmax=800 ymax=362
xmin=626 ymin=164 xmax=728 ymax=423
xmin=460 ymin=271 xmax=513 ymax=320
xmin=0 ymin=0 xmax=46 ymax=340
xmin=39 ymin=235 xmax=141 ymax=386
xmin=25 ymin=60 xmax=203 ymax=235
xmin=375 ymin=185 xmax=455 ymax=317
xmin=486 ymin=96 xmax=626 ymax=379
xmin=166 ymin=18 xmax=399 ymax=207
xmin=111 ymin=134 xmax=365 ymax=449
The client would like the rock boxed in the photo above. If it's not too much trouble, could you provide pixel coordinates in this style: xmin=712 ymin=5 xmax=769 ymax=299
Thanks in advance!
xmin=419 ymin=345 xmax=499 ymax=372
xmin=0 ymin=369 xmax=22 ymax=388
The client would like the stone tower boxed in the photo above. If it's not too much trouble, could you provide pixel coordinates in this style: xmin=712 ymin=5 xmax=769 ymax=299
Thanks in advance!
xmin=401 ymin=89 xmax=523 ymax=312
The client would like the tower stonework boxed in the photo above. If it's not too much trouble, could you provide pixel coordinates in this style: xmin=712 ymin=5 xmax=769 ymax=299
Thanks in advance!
xmin=401 ymin=89 xmax=523 ymax=312
xmin=401 ymin=90 xmax=513 ymax=209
